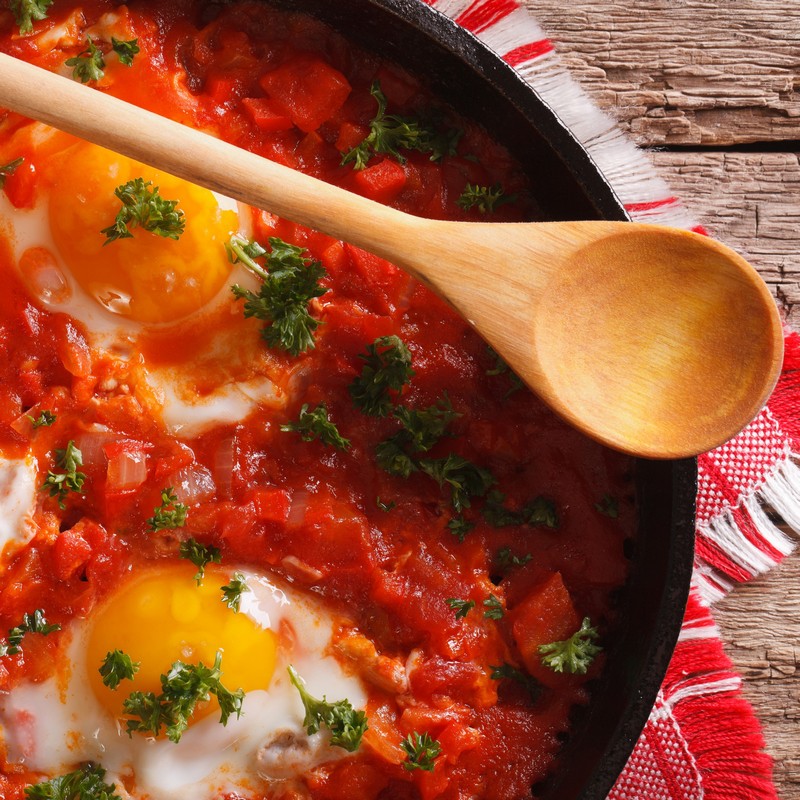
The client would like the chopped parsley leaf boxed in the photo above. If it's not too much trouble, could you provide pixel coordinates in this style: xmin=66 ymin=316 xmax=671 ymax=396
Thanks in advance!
xmin=1 ymin=609 xmax=60 ymax=657
xmin=419 ymin=453 xmax=495 ymax=513
xmin=147 ymin=488 xmax=188 ymax=533
xmin=123 ymin=652 xmax=244 ymax=743
xmin=401 ymin=731 xmax=441 ymax=771
xmin=350 ymin=335 xmax=414 ymax=417
xmin=482 ymin=594 xmax=504 ymax=620
xmin=490 ymin=662 xmax=541 ymax=701
xmin=229 ymin=234 xmax=327 ymax=356
xmin=342 ymin=81 xmax=460 ymax=170
xmin=111 ymin=37 xmax=140 ymax=66
xmin=66 ymin=37 xmax=106 ymax=83
xmin=100 ymin=649 xmax=140 ymax=690
xmin=0 ymin=156 xmax=24 ymax=189
xmin=281 ymin=403 xmax=350 ymax=450
xmin=24 ymin=763 xmax=121 ymax=800
xmin=221 ymin=572 xmax=249 ymax=613
xmin=446 ymin=598 xmax=475 ymax=619
xmin=179 ymin=538 xmax=222 ymax=586
xmin=41 ymin=440 xmax=86 ymax=509
xmin=26 ymin=409 xmax=56 ymax=428
xmin=595 ymin=493 xmax=619 ymax=518
xmin=10 ymin=0 xmax=53 ymax=36
xmin=495 ymin=546 xmax=532 ymax=571
xmin=288 ymin=665 xmax=368 ymax=752
xmin=539 ymin=617 xmax=602 ymax=675
xmin=457 ymin=183 xmax=514 ymax=214
xmin=447 ymin=516 xmax=474 ymax=543
xmin=101 ymin=178 xmax=185 ymax=243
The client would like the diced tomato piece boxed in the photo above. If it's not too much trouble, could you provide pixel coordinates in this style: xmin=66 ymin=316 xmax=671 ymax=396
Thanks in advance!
xmin=2 ymin=158 xmax=36 ymax=209
xmin=352 ymin=158 xmax=406 ymax=204
xmin=437 ymin=721 xmax=481 ymax=764
xmin=52 ymin=528 xmax=93 ymax=581
xmin=240 ymin=97 xmax=294 ymax=131
xmin=374 ymin=65 xmax=420 ymax=107
xmin=510 ymin=571 xmax=581 ymax=687
xmin=336 ymin=120 xmax=368 ymax=154
xmin=295 ymin=130 xmax=327 ymax=169
xmin=205 ymin=73 xmax=246 ymax=104
xmin=259 ymin=55 xmax=351 ymax=133
xmin=248 ymin=487 xmax=292 ymax=523
xmin=319 ymin=240 xmax=348 ymax=273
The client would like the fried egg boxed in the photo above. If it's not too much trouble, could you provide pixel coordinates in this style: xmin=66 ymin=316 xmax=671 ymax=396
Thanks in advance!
xmin=1 ymin=132 xmax=289 ymax=435
xmin=0 ymin=563 xmax=367 ymax=797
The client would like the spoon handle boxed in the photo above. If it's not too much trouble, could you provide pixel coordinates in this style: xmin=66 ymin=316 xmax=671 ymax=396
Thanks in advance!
xmin=0 ymin=53 xmax=427 ymax=274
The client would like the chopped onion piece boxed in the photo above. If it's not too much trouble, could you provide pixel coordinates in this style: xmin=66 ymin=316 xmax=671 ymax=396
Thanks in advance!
xmin=286 ymin=490 xmax=308 ymax=529
xmin=169 ymin=464 xmax=216 ymax=504
xmin=214 ymin=436 xmax=236 ymax=500
xmin=74 ymin=425 xmax=115 ymax=468
xmin=107 ymin=450 xmax=147 ymax=491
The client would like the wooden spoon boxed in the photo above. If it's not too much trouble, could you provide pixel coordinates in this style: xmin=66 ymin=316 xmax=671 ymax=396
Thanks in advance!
xmin=0 ymin=53 xmax=783 ymax=458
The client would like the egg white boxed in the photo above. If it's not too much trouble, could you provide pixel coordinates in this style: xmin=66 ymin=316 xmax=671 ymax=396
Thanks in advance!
xmin=0 ymin=453 xmax=38 ymax=559
xmin=1 ymin=179 xmax=288 ymax=437
xmin=0 ymin=566 xmax=368 ymax=798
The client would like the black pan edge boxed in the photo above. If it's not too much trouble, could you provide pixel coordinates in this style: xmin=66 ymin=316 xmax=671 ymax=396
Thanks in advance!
xmin=255 ymin=1 xmax=697 ymax=796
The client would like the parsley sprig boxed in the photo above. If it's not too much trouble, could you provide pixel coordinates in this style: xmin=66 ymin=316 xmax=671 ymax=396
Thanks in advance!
xmin=10 ymin=0 xmax=52 ymax=36
xmin=482 ymin=594 xmax=505 ymax=620
xmin=539 ymin=617 xmax=602 ymax=675
xmin=101 ymin=178 xmax=185 ymax=244
xmin=147 ymin=488 xmax=188 ymax=532
xmin=0 ymin=157 xmax=24 ymax=189
xmin=179 ymin=538 xmax=221 ymax=586
xmin=419 ymin=454 xmax=495 ymax=514
xmin=281 ymin=403 xmax=350 ymax=450
xmin=482 ymin=490 xmax=559 ymax=529
xmin=27 ymin=409 xmax=56 ymax=428
xmin=229 ymin=235 xmax=328 ymax=356
xmin=111 ymin=37 xmax=140 ymax=67
xmin=66 ymin=38 xmax=106 ymax=83
xmin=123 ymin=652 xmax=244 ymax=743
xmin=99 ymin=649 xmax=140 ymax=690
xmin=595 ymin=493 xmax=619 ymax=518
xmin=24 ymin=763 xmax=121 ymax=800
xmin=65 ymin=36 xmax=140 ymax=83
xmin=221 ymin=572 xmax=249 ymax=613
xmin=350 ymin=335 xmax=414 ymax=417
xmin=342 ymin=81 xmax=460 ymax=170
xmin=401 ymin=731 xmax=442 ymax=771
xmin=288 ymin=665 xmax=368 ymax=752
xmin=0 ymin=609 xmax=60 ymax=657
xmin=457 ymin=183 xmax=514 ymax=214
xmin=446 ymin=598 xmax=475 ymax=619
xmin=376 ymin=395 xmax=460 ymax=477
xmin=42 ymin=441 xmax=86 ymax=509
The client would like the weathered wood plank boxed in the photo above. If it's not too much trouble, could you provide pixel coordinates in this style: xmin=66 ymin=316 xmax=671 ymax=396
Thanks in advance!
xmin=716 ymin=557 xmax=800 ymax=798
xmin=524 ymin=0 xmax=800 ymax=146
xmin=649 ymin=151 xmax=800 ymax=328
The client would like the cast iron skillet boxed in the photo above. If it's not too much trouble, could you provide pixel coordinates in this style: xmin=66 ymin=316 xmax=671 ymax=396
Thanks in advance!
xmin=257 ymin=0 xmax=697 ymax=796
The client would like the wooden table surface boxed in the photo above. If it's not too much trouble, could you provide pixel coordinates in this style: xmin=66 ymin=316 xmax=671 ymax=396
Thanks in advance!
xmin=522 ymin=1 xmax=800 ymax=796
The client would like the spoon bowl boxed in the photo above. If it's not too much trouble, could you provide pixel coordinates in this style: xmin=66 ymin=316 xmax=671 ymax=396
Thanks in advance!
xmin=0 ymin=52 xmax=783 ymax=458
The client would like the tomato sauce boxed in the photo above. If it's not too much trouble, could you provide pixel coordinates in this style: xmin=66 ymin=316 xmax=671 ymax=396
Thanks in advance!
xmin=0 ymin=2 xmax=634 ymax=798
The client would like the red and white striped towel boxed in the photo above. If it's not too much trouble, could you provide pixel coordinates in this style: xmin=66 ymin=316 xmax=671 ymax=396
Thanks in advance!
xmin=421 ymin=1 xmax=798 ymax=797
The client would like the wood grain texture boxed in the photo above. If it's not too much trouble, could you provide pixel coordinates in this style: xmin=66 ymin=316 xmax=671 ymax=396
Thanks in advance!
xmin=519 ymin=1 xmax=800 ymax=796
xmin=524 ymin=0 xmax=800 ymax=146
xmin=650 ymin=151 xmax=800 ymax=327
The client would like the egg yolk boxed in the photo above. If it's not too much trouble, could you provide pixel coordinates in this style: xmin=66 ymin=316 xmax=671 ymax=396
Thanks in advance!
xmin=47 ymin=142 xmax=238 ymax=324
xmin=85 ymin=564 xmax=277 ymax=726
